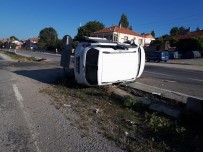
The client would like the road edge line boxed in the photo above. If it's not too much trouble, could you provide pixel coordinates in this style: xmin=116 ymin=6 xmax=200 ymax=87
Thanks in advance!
xmin=12 ymin=84 xmax=41 ymax=152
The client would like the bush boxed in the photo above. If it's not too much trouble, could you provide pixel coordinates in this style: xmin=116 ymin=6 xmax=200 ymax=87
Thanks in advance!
xmin=169 ymin=38 xmax=178 ymax=47
xmin=176 ymin=37 xmax=203 ymax=53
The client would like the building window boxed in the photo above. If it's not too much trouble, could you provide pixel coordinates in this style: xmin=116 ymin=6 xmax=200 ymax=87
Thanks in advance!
xmin=113 ymin=34 xmax=118 ymax=42
xmin=124 ymin=36 xmax=128 ymax=41
xmin=138 ymin=39 xmax=143 ymax=45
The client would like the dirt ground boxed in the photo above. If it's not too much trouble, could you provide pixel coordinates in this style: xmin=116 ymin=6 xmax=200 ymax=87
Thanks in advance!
xmin=42 ymin=76 xmax=203 ymax=152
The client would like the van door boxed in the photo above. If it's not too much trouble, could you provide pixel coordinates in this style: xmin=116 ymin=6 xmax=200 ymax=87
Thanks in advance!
xmin=85 ymin=48 xmax=99 ymax=85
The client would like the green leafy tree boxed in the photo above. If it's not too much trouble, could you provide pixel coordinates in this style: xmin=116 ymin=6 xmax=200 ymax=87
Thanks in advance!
xmin=151 ymin=30 xmax=155 ymax=38
xmin=38 ymin=27 xmax=58 ymax=51
xmin=170 ymin=27 xmax=179 ymax=36
xmin=196 ymin=27 xmax=201 ymax=31
xmin=118 ymin=13 xmax=129 ymax=28
xmin=170 ymin=26 xmax=186 ymax=36
xmin=169 ymin=38 xmax=178 ymax=47
xmin=74 ymin=20 xmax=105 ymax=42
xmin=72 ymin=41 xmax=79 ymax=49
xmin=176 ymin=37 xmax=203 ymax=53
xmin=178 ymin=26 xmax=186 ymax=35
xmin=10 ymin=36 xmax=18 ymax=41
xmin=56 ymin=39 xmax=62 ymax=51
xmin=162 ymin=34 xmax=170 ymax=39
xmin=151 ymin=37 xmax=163 ymax=45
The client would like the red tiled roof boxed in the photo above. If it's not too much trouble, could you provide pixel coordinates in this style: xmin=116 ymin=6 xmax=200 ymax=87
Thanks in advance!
xmin=29 ymin=37 xmax=39 ymax=43
xmin=92 ymin=25 xmax=142 ymax=37
xmin=142 ymin=34 xmax=155 ymax=39
xmin=173 ymin=30 xmax=203 ymax=39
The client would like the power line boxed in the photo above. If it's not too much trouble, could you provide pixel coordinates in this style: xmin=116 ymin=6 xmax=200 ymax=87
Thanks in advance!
xmin=133 ymin=17 xmax=203 ymax=30
xmin=133 ymin=12 xmax=203 ymax=28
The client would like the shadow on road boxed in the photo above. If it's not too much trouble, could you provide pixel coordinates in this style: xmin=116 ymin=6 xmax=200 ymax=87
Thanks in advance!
xmin=14 ymin=68 xmax=74 ymax=84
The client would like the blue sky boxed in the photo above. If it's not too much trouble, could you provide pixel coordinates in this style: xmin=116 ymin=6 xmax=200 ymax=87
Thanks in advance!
xmin=0 ymin=0 xmax=203 ymax=40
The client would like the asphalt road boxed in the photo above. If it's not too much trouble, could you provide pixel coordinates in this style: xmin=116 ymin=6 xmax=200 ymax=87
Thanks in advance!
xmin=2 ymin=49 xmax=203 ymax=98
xmin=0 ymin=56 xmax=122 ymax=152
xmin=138 ymin=64 xmax=203 ymax=98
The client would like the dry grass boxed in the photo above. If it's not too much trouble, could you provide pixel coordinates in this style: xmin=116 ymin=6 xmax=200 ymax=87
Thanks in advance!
xmin=0 ymin=50 xmax=44 ymax=62
xmin=41 ymin=77 xmax=203 ymax=152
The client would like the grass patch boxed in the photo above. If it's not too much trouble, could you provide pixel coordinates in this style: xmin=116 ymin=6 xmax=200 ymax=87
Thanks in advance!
xmin=0 ymin=50 xmax=44 ymax=62
xmin=41 ymin=76 xmax=203 ymax=152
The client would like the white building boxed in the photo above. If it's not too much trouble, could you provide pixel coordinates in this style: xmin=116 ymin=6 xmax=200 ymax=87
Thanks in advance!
xmin=12 ymin=40 xmax=23 ymax=46
xmin=91 ymin=25 xmax=155 ymax=46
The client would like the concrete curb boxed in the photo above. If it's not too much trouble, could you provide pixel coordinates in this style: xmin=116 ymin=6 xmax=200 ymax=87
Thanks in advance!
xmin=110 ymin=87 xmax=181 ymax=119
xmin=121 ymin=82 xmax=203 ymax=115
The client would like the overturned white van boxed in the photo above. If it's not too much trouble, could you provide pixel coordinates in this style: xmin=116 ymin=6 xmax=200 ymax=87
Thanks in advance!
xmin=74 ymin=37 xmax=145 ymax=86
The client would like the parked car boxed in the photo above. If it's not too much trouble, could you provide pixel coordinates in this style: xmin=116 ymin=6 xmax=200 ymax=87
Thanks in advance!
xmin=146 ymin=51 xmax=169 ymax=62
xmin=74 ymin=37 xmax=145 ymax=86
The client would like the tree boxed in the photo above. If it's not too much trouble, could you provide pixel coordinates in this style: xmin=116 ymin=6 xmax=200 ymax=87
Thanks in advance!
xmin=38 ymin=27 xmax=58 ymax=51
xmin=150 ymin=37 xmax=164 ymax=45
xmin=176 ymin=37 xmax=203 ymax=53
xmin=178 ymin=26 xmax=186 ymax=35
xmin=170 ymin=26 xmax=186 ymax=36
xmin=10 ymin=36 xmax=18 ymax=41
xmin=74 ymin=21 xmax=105 ymax=42
xmin=151 ymin=30 xmax=155 ymax=38
xmin=162 ymin=34 xmax=170 ymax=39
xmin=118 ymin=13 xmax=129 ymax=28
xmin=196 ymin=27 xmax=201 ymax=31
xmin=169 ymin=38 xmax=178 ymax=47
xmin=170 ymin=27 xmax=179 ymax=36
xmin=56 ymin=39 xmax=62 ymax=51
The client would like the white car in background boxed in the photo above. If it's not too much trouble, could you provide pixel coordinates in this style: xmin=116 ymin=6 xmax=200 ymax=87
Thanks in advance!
xmin=74 ymin=37 xmax=145 ymax=86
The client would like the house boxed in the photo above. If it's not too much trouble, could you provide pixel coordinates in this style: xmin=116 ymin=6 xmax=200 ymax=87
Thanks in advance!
xmin=91 ymin=25 xmax=155 ymax=46
xmin=24 ymin=37 xmax=39 ymax=49
xmin=141 ymin=33 xmax=155 ymax=46
xmin=173 ymin=29 xmax=203 ymax=40
xmin=161 ymin=29 xmax=203 ymax=51
xmin=11 ymin=40 xmax=23 ymax=49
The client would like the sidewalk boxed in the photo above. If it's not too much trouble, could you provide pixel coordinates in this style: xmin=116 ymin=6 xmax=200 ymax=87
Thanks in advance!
xmin=146 ymin=61 xmax=203 ymax=71
xmin=167 ymin=58 xmax=203 ymax=66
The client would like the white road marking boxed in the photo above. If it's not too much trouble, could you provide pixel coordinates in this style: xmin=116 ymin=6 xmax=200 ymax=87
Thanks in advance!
xmin=144 ymin=71 xmax=172 ymax=77
xmin=135 ymin=82 xmax=203 ymax=100
xmin=188 ymin=78 xmax=203 ymax=82
xmin=12 ymin=84 xmax=41 ymax=152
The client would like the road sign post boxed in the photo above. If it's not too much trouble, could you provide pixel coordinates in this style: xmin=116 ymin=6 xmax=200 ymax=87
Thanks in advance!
xmin=60 ymin=35 xmax=73 ymax=73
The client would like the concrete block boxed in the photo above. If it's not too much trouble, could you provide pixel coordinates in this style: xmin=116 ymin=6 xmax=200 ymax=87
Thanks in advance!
xmin=111 ymin=88 xmax=133 ymax=101
xmin=186 ymin=97 xmax=203 ymax=114
xmin=150 ymin=103 xmax=181 ymax=119
xmin=133 ymin=96 xmax=152 ymax=107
